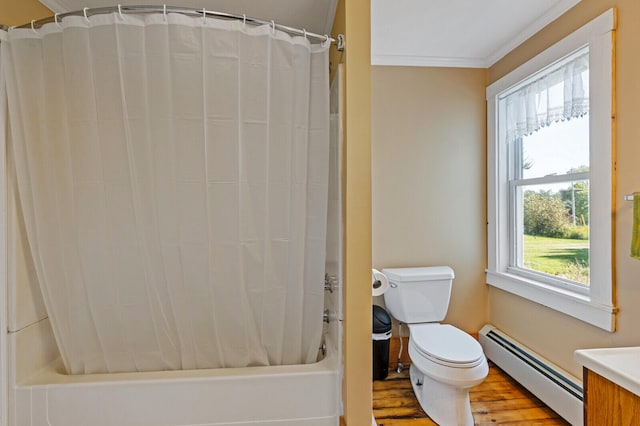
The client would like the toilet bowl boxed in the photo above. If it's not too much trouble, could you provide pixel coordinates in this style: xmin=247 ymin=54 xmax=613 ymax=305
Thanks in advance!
xmin=382 ymin=267 xmax=488 ymax=426
xmin=407 ymin=323 xmax=488 ymax=426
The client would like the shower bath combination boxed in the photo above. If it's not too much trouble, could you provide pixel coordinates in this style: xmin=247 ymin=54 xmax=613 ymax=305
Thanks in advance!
xmin=1 ymin=5 xmax=344 ymax=425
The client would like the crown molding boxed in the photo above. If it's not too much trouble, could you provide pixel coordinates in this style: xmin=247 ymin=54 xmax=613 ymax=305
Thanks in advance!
xmin=485 ymin=0 xmax=582 ymax=66
xmin=371 ymin=0 xmax=583 ymax=69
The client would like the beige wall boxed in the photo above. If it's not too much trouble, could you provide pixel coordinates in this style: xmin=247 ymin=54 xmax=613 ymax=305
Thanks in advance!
xmin=372 ymin=66 xmax=488 ymax=334
xmin=0 ymin=0 xmax=50 ymax=26
xmin=488 ymin=0 xmax=640 ymax=378
xmin=331 ymin=0 xmax=373 ymax=424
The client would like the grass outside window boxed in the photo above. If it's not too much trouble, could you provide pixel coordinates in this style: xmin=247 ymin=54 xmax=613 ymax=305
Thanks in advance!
xmin=523 ymin=235 xmax=589 ymax=285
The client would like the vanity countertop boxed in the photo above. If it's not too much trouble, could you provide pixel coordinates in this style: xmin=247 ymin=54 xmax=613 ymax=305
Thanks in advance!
xmin=575 ymin=347 xmax=640 ymax=397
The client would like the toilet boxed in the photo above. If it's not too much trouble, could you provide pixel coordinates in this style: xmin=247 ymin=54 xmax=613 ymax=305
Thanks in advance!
xmin=382 ymin=266 xmax=488 ymax=426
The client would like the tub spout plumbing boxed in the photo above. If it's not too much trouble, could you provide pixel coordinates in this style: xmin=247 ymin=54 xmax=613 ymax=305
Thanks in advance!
xmin=323 ymin=309 xmax=337 ymax=323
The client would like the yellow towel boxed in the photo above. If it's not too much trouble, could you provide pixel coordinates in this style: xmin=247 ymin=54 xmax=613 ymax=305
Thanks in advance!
xmin=632 ymin=193 xmax=640 ymax=259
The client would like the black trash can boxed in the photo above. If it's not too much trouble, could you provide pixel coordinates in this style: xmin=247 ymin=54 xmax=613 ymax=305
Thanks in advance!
xmin=372 ymin=305 xmax=392 ymax=380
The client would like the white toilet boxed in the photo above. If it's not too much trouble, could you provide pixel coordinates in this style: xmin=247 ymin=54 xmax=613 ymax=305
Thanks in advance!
xmin=382 ymin=266 xmax=488 ymax=426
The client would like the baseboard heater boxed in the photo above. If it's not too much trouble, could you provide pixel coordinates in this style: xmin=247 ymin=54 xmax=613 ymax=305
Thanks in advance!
xmin=478 ymin=325 xmax=583 ymax=426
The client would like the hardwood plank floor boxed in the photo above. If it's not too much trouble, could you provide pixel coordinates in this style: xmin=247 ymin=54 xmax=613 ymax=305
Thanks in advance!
xmin=373 ymin=361 xmax=570 ymax=426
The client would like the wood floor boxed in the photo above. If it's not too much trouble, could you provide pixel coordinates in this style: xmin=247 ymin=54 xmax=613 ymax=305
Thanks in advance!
xmin=373 ymin=361 xmax=570 ymax=425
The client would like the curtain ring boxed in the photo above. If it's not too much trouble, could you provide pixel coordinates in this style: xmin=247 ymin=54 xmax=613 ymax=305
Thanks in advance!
xmin=118 ymin=4 xmax=124 ymax=20
xmin=303 ymin=29 xmax=307 ymax=39
xmin=83 ymin=7 xmax=89 ymax=22
xmin=163 ymin=4 xmax=167 ymax=20
xmin=31 ymin=20 xmax=37 ymax=33
xmin=54 ymin=13 xmax=60 ymax=26
xmin=242 ymin=14 xmax=246 ymax=26
xmin=202 ymin=8 xmax=207 ymax=24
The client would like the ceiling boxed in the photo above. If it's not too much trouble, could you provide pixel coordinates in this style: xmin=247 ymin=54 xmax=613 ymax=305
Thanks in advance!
xmin=373 ymin=0 xmax=582 ymax=68
xmin=39 ymin=0 xmax=581 ymax=68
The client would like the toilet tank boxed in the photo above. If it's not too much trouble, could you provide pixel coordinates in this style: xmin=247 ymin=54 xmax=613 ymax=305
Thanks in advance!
xmin=382 ymin=266 xmax=454 ymax=323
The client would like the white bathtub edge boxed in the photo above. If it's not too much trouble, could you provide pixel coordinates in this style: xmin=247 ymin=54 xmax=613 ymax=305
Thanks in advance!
xmin=14 ymin=346 xmax=340 ymax=426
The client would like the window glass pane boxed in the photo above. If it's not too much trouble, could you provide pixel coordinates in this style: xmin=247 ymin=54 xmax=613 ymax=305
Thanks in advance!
xmin=515 ymin=181 xmax=590 ymax=286
xmin=520 ymin=114 xmax=589 ymax=179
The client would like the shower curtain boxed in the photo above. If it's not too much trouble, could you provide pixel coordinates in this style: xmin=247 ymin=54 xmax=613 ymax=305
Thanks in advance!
xmin=1 ymin=12 xmax=329 ymax=374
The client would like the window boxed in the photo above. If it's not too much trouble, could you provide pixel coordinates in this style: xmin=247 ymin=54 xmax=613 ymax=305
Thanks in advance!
xmin=508 ymin=47 xmax=590 ymax=292
xmin=486 ymin=9 xmax=616 ymax=331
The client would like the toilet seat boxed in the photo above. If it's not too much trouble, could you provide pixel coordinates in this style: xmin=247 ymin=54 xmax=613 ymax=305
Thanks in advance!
xmin=409 ymin=324 xmax=484 ymax=368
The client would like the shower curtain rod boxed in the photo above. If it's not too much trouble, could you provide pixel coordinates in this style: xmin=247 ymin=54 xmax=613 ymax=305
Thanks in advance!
xmin=13 ymin=5 xmax=345 ymax=51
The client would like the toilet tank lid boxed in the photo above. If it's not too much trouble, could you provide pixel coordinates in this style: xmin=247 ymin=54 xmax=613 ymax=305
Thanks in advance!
xmin=382 ymin=266 xmax=454 ymax=282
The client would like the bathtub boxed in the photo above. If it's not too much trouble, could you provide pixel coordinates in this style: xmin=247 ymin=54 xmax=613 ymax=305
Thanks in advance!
xmin=12 ymin=343 xmax=340 ymax=426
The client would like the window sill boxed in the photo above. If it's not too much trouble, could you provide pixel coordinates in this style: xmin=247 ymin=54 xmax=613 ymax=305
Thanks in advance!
xmin=486 ymin=270 xmax=617 ymax=332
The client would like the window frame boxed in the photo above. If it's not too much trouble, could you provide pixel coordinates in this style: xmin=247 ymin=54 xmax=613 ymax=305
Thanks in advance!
xmin=486 ymin=9 xmax=616 ymax=331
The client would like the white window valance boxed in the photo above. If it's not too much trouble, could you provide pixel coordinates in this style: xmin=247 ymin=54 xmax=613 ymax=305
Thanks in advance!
xmin=503 ymin=47 xmax=589 ymax=144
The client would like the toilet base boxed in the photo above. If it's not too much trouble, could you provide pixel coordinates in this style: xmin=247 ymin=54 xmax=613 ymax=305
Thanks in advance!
xmin=410 ymin=364 xmax=474 ymax=426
